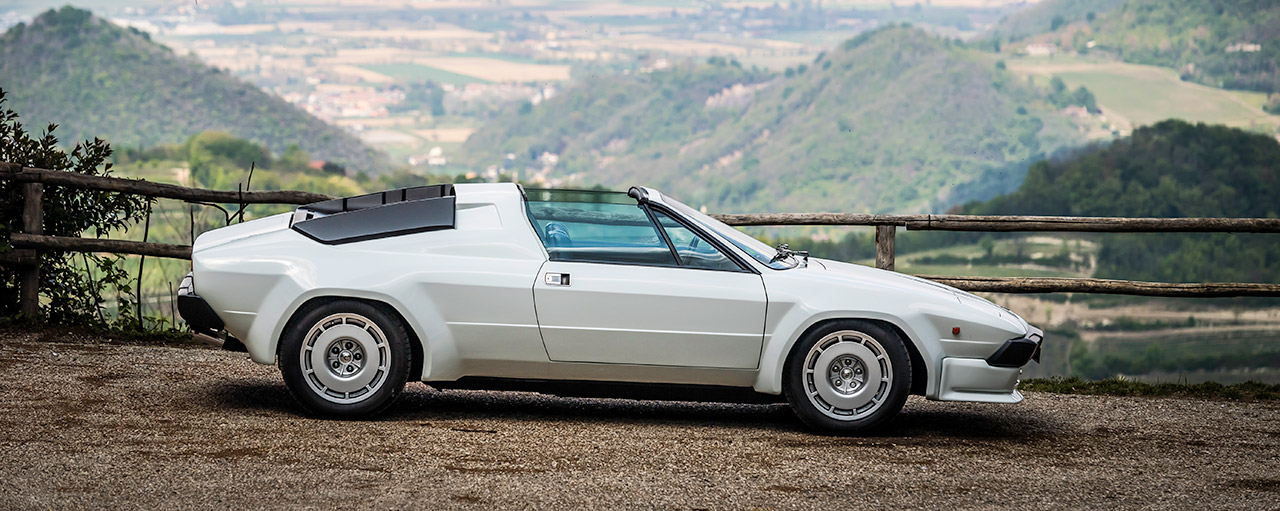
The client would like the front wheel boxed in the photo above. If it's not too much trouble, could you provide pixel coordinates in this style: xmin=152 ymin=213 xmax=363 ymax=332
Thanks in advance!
xmin=279 ymin=300 xmax=411 ymax=419
xmin=783 ymin=320 xmax=912 ymax=435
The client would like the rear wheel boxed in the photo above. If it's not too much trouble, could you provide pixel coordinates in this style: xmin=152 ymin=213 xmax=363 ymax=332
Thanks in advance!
xmin=279 ymin=300 xmax=411 ymax=419
xmin=783 ymin=320 xmax=912 ymax=435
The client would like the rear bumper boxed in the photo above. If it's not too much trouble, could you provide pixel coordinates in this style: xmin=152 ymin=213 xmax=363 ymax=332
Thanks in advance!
xmin=177 ymin=273 xmax=224 ymax=336
xmin=935 ymin=326 xmax=1044 ymax=403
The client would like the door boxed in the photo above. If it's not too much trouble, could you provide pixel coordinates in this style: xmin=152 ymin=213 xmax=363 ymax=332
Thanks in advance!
xmin=534 ymin=261 xmax=767 ymax=369
xmin=525 ymin=192 xmax=767 ymax=369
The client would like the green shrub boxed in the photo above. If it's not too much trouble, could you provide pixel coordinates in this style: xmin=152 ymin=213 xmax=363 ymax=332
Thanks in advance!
xmin=0 ymin=87 xmax=151 ymax=326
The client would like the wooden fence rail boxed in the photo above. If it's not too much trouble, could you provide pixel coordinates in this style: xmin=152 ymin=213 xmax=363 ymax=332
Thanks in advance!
xmin=9 ymin=233 xmax=192 ymax=260
xmin=0 ymin=163 xmax=330 ymax=205
xmin=5 ymin=161 xmax=1280 ymax=316
xmin=711 ymin=212 xmax=1280 ymax=232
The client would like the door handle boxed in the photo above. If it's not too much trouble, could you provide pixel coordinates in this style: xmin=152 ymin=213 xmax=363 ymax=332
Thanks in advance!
xmin=544 ymin=272 xmax=570 ymax=286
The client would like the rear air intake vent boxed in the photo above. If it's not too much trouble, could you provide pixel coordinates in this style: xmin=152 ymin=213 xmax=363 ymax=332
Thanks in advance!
xmin=290 ymin=184 xmax=456 ymax=245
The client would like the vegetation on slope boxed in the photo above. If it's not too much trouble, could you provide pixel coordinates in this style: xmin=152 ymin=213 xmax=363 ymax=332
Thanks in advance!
xmin=987 ymin=0 xmax=1125 ymax=45
xmin=0 ymin=7 xmax=385 ymax=171
xmin=460 ymin=26 xmax=1086 ymax=214
xmin=968 ymin=119 xmax=1280 ymax=284
xmin=1019 ymin=377 xmax=1280 ymax=400
xmin=993 ymin=0 xmax=1280 ymax=94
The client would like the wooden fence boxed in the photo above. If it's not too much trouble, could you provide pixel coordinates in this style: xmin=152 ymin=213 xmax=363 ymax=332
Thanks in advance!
xmin=4 ymin=161 xmax=1280 ymax=318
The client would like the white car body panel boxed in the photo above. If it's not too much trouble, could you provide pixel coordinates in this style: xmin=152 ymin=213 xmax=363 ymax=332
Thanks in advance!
xmin=187 ymin=183 xmax=1039 ymax=403
xmin=535 ymin=261 xmax=767 ymax=369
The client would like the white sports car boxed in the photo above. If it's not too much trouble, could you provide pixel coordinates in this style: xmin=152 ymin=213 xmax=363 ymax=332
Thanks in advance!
xmin=178 ymin=184 xmax=1042 ymax=434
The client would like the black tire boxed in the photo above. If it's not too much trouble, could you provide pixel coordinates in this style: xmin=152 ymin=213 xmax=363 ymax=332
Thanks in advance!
xmin=279 ymin=300 xmax=412 ymax=419
xmin=783 ymin=320 xmax=912 ymax=435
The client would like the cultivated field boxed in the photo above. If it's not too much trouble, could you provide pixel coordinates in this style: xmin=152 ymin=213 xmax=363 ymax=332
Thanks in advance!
xmin=2 ymin=329 xmax=1278 ymax=510
xmin=413 ymin=57 xmax=572 ymax=83
xmin=1007 ymin=56 xmax=1280 ymax=131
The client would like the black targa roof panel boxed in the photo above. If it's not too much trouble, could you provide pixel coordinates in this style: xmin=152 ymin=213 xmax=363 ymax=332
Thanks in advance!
xmin=292 ymin=185 xmax=457 ymax=245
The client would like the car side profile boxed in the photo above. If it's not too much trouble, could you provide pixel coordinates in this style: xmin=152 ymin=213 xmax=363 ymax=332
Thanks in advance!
xmin=178 ymin=184 xmax=1042 ymax=434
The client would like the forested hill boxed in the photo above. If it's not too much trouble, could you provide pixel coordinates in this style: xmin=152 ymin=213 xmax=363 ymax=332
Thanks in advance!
xmin=988 ymin=0 xmax=1125 ymax=43
xmin=968 ymin=120 xmax=1280 ymax=283
xmin=971 ymin=120 xmax=1280 ymax=218
xmin=0 ymin=7 xmax=385 ymax=171
xmin=459 ymin=26 xmax=1084 ymax=214
xmin=992 ymin=0 xmax=1280 ymax=94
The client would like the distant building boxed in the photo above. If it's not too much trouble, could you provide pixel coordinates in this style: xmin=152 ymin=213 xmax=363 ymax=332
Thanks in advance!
xmin=1061 ymin=105 xmax=1090 ymax=118
xmin=1225 ymin=43 xmax=1262 ymax=53
xmin=1024 ymin=43 xmax=1058 ymax=56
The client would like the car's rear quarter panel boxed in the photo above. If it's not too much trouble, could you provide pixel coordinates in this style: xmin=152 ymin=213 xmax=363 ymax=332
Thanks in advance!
xmin=192 ymin=184 xmax=549 ymax=377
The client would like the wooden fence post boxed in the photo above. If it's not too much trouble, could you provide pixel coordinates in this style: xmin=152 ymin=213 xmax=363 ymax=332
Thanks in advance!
xmin=875 ymin=224 xmax=895 ymax=271
xmin=19 ymin=183 xmax=43 ymax=316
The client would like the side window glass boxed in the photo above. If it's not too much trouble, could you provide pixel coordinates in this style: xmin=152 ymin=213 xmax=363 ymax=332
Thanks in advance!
xmin=527 ymin=202 xmax=677 ymax=267
xmin=650 ymin=209 xmax=739 ymax=271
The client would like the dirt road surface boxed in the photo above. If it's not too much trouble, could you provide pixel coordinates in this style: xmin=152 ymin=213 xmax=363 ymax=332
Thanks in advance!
xmin=2 ymin=329 xmax=1278 ymax=510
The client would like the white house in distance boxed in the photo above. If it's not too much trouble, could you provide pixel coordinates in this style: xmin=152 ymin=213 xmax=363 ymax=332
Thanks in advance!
xmin=1225 ymin=42 xmax=1262 ymax=53
xmin=1024 ymin=43 xmax=1058 ymax=57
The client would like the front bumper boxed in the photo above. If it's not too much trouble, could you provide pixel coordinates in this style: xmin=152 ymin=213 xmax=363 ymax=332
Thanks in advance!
xmin=935 ymin=326 xmax=1044 ymax=404
xmin=177 ymin=273 xmax=225 ymax=337
xmin=987 ymin=326 xmax=1044 ymax=368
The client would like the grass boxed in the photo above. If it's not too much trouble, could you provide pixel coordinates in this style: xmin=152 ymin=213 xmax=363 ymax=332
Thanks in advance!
xmin=1006 ymin=55 xmax=1280 ymax=131
xmin=0 ymin=321 xmax=196 ymax=346
xmin=444 ymin=52 xmax=545 ymax=65
xmin=1020 ymin=377 xmax=1280 ymax=401
xmin=358 ymin=63 xmax=489 ymax=86
xmin=896 ymin=263 xmax=1083 ymax=278
xmin=768 ymin=29 xmax=861 ymax=46
xmin=568 ymin=15 xmax=682 ymax=26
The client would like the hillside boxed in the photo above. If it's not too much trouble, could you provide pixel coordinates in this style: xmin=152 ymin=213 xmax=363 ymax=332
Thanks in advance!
xmin=459 ymin=27 xmax=1083 ymax=214
xmin=988 ymin=0 xmax=1126 ymax=44
xmin=0 ymin=7 xmax=385 ymax=171
xmin=969 ymin=119 xmax=1280 ymax=283
xmin=994 ymin=0 xmax=1280 ymax=94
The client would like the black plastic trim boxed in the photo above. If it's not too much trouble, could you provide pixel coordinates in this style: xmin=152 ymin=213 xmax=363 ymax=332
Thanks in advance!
xmin=301 ymin=184 xmax=454 ymax=215
xmin=222 ymin=335 xmax=248 ymax=352
xmin=178 ymin=294 xmax=224 ymax=336
xmin=986 ymin=328 xmax=1044 ymax=368
xmin=642 ymin=204 xmax=683 ymax=266
xmin=292 ymin=195 xmax=456 ymax=245
xmin=647 ymin=202 xmax=759 ymax=275
xmin=627 ymin=186 xmax=649 ymax=204
xmin=430 ymin=377 xmax=784 ymax=404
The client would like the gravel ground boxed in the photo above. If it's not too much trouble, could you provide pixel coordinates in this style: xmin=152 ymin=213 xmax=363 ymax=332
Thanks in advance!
xmin=2 ymin=329 xmax=1279 ymax=510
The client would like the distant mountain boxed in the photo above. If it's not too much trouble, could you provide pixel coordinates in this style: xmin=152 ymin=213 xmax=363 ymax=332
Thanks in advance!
xmin=968 ymin=119 xmax=1280 ymax=284
xmin=991 ymin=0 xmax=1280 ymax=94
xmin=459 ymin=27 xmax=1083 ymax=214
xmin=0 ymin=7 xmax=385 ymax=171
xmin=987 ymin=0 xmax=1125 ymax=44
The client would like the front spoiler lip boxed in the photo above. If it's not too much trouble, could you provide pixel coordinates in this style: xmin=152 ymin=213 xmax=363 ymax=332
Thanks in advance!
xmin=986 ymin=326 xmax=1044 ymax=368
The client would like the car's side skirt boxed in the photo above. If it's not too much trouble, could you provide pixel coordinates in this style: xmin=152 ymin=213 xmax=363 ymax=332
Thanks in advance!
xmin=429 ymin=377 xmax=787 ymax=404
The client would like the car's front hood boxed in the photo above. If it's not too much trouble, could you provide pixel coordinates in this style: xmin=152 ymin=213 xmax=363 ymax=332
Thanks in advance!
xmin=801 ymin=258 xmax=1030 ymax=337
xmin=806 ymin=258 xmax=962 ymax=301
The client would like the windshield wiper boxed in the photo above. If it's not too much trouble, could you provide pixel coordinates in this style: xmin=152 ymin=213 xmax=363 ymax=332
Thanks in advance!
xmin=770 ymin=243 xmax=809 ymax=266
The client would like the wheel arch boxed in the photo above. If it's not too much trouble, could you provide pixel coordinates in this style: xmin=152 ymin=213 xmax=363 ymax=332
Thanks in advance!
xmin=277 ymin=295 xmax=426 ymax=381
xmin=752 ymin=309 xmax=936 ymax=397
xmin=781 ymin=317 xmax=927 ymax=396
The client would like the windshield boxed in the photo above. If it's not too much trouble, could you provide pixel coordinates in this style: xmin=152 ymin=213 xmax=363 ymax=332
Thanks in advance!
xmin=665 ymin=197 xmax=797 ymax=270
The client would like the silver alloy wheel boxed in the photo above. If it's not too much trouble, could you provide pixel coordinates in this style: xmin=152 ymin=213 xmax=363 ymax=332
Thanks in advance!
xmin=299 ymin=313 xmax=391 ymax=404
xmin=802 ymin=330 xmax=893 ymax=421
